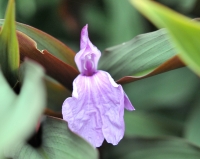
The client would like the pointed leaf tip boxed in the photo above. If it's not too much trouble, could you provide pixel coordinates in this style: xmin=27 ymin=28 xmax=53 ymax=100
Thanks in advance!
xmin=0 ymin=0 xmax=19 ymax=86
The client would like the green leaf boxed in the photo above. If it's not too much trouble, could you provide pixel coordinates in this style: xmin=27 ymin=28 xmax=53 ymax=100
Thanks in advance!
xmin=0 ymin=19 xmax=77 ymax=69
xmin=0 ymin=21 xmax=79 ymax=90
xmin=99 ymin=29 xmax=177 ymax=81
xmin=7 ymin=116 xmax=98 ymax=159
xmin=104 ymin=0 xmax=146 ymax=46
xmin=0 ymin=0 xmax=19 ymax=86
xmin=123 ymin=67 xmax=200 ymax=109
xmin=16 ymin=31 xmax=78 ymax=90
xmin=100 ymin=137 xmax=200 ymax=159
xmin=130 ymin=0 xmax=200 ymax=76
xmin=0 ymin=66 xmax=17 ymax=157
xmin=184 ymin=97 xmax=200 ymax=147
xmin=45 ymin=76 xmax=71 ymax=112
xmin=117 ymin=55 xmax=184 ymax=84
xmin=125 ymin=111 xmax=182 ymax=137
xmin=0 ymin=59 xmax=46 ymax=156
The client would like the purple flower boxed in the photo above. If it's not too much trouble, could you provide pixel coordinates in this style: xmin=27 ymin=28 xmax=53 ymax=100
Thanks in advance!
xmin=62 ymin=24 xmax=135 ymax=147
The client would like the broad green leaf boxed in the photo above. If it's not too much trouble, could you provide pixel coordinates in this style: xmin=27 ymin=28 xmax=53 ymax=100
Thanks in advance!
xmin=45 ymin=76 xmax=71 ymax=112
xmin=7 ymin=116 xmax=98 ymax=159
xmin=0 ymin=0 xmax=19 ymax=86
xmin=99 ymin=28 xmax=178 ymax=81
xmin=16 ymin=31 xmax=78 ymax=90
xmin=100 ymin=137 xmax=200 ymax=159
xmin=0 ymin=23 xmax=78 ymax=90
xmin=0 ymin=22 xmax=79 ymax=89
xmin=123 ymin=67 xmax=200 ymax=109
xmin=0 ymin=59 xmax=46 ymax=156
xmin=117 ymin=55 xmax=184 ymax=84
xmin=130 ymin=0 xmax=200 ymax=76
xmin=0 ymin=20 xmax=77 ymax=69
xmin=184 ymin=97 xmax=200 ymax=146
xmin=125 ymin=111 xmax=182 ymax=137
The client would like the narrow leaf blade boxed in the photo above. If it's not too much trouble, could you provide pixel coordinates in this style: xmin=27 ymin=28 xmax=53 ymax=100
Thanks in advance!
xmin=0 ymin=0 xmax=19 ymax=86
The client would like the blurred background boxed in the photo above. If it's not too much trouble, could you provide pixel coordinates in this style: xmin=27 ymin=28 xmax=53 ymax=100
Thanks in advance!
xmin=0 ymin=0 xmax=199 ymax=51
xmin=1 ymin=0 xmax=200 ymax=158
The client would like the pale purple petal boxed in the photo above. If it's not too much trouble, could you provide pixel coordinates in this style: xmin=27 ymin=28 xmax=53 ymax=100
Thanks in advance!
xmin=62 ymin=73 xmax=104 ymax=147
xmin=62 ymin=71 xmax=134 ymax=147
xmin=106 ymin=72 xmax=134 ymax=111
xmin=80 ymin=24 xmax=89 ymax=50
xmin=75 ymin=25 xmax=101 ymax=75
xmin=62 ymin=24 xmax=135 ymax=147
xmin=101 ymin=84 xmax=125 ymax=145
xmin=124 ymin=93 xmax=135 ymax=111
xmin=63 ymin=97 xmax=104 ymax=147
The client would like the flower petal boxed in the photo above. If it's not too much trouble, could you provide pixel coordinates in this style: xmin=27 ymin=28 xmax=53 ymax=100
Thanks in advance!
xmin=63 ymin=97 xmax=104 ymax=147
xmin=75 ymin=25 xmax=101 ymax=74
xmin=101 ymin=84 xmax=125 ymax=145
xmin=80 ymin=24 xmax=89 ymax=50
xmin=62 ymin=74 xmax=104 ymax=147
xmin=124 ymin=93 xmax=135 ymax=111
xmin=62 ymin=71 xmax=133 ymax=146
